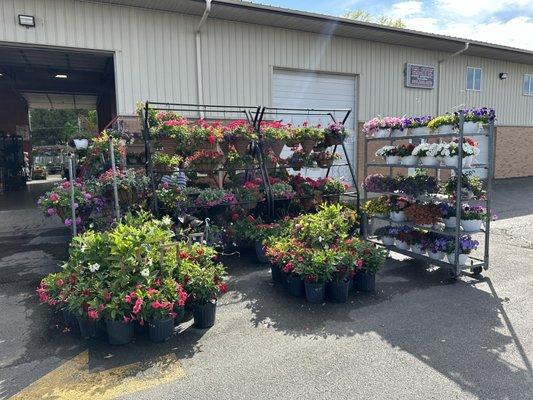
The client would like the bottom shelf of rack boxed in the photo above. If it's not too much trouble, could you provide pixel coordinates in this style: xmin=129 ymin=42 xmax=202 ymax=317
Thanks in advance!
xmin=366 ymin=237 xmax=486 ymax=271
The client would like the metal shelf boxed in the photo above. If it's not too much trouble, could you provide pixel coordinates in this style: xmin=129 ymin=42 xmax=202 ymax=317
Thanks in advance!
xmin=365 ymin=131 xmax=490 ymax=141
xmin=369 ymin=214 xmax=486 ymax=235
xmin=367 ymin=162 xmax=488 ymax=170
xmin=365 ymin=191 xmax=487 ymax=204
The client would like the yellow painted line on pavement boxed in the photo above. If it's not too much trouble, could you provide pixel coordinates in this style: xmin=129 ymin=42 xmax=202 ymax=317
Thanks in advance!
xmin=10 ymin=350 xmax=185 ymax=400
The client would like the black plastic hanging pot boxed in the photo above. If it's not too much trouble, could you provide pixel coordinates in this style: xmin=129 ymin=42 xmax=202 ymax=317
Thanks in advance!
xmin=193 ymin=301 xmax=217 ymax=329
xmin=286 ymin=275 xmax=305 ymax=297
xmin=354 ymin=271 xmax=376 ymax=293
xmin=327 ymin=279 xmax=351 ymax=303
xmin=255 ymin=241 xmax=269 ymax=263
xmin=106 ymin=319 xmax=134 ymax=345
xmin=148 ymin=318 xmax=175 ymax=342
xmin=271 ymin=264 xmax=282 ymax=283
xmin=305 ymin=281 xmax=326 ymax=303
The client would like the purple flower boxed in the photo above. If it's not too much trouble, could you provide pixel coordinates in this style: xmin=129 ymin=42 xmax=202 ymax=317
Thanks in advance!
xmin=64 ymin=218 xmax=72 ymax=227
xmin=47 ymin=208 xmax=56 ymax=216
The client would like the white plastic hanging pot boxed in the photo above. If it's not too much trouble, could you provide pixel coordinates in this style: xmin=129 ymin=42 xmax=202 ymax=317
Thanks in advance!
xmin=461 ymin=219 xmax=483 ymax=232
xmin=386 ymin=156 xmax=400 ymax=165
xmin=73 ymin=139 xmax=89 ymax=149
xmin=411 ymin=244 xmax=425 ymax=255
xmin=444 ymin=155 xmax=459 ymax=167
xmin=390 ymin=211 xmax=406 ymax=222
xmin=447 ymin=253 xmax=468 ymax=265
xmin=444 ymin=216 xmax=457 ymax=229
xmin=381 ymin=236 xmax=395 ymax=246
xmin=411 ymin=126 xmax=430 ymax=135
xmin=463 ymin=155 xmax=474 ymax=168
xmin=395 ymin=240 xmax=410 ymax=250
xmin=374 ymin=129 xmax=389 ymax=138
xmin=420 ymin=156 xmax=439 ymax=166
xmin=392 ymin=129 xmax=406 ymax=137
xmin=463 ymin=121 xmax=480 ymax=134
xmin=428 ymin=251 xmax=444 ymax=260
xmin=401 ymin=155 xmax=418 ymax=166
xmin=437 ymin=125 xmax=454 ymax=135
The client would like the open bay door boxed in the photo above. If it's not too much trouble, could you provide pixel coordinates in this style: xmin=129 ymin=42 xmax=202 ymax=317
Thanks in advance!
xmin=271 ymin=69 xmax=357 ymax=184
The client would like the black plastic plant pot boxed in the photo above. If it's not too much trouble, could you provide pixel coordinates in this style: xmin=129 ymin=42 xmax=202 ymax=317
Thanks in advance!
xmin=327 ymin=279 xmax=350 ymax=303
xmin=62 ymin=308 xmax=78 ymax=329
xmin=271 ymin=264 xmax=283 ymax=283
xmin=206 ymin=205 xmax=227 ymax=217
xmin=77 ymin=316 xmax=104 ymax=339
xmin=173 ymin=305 xmax=185 ymax=325
xmin=255 ymin=241 xmax=269 ymax=263
xmin=286 ymin=275 xmax=305 ymax=297
xmin=354 ymin=271 xmax=376 ymax=293
xmin=134 ymin=320 xmax=148 ymax=336
xmin=193 ymin=301 xmax=217 ymax=329
xmin=106 ymin=319 xmax=134 ymax=345
xmin=305 ymin=281 xmax=326 ymax=303
xmin=148 ymin=318 xmax=175 ymax=343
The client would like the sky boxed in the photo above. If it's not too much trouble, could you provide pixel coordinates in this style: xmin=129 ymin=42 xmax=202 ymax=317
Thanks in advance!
xmin=249 ymin=0 xmax=533 ymax=51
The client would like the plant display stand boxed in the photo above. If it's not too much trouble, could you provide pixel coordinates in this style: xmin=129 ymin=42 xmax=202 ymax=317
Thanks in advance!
xmin=362 ymin=111 xmax=494 ymax=278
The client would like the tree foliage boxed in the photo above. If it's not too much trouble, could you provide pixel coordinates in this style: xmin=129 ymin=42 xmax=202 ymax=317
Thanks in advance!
xmin=342 ymin=10 xmax=407 ymax=28
xmin=30 ymin=109 xmax=98 ymax=145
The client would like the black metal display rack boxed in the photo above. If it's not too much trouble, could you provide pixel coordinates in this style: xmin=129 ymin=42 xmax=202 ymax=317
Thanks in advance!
xmin=141 ymin=102 xmax=360 ymax=222
xmin=0 ymin=134 xmax=27 ymax=191
xmin=362 ymin=111 xmax=494 ymax=278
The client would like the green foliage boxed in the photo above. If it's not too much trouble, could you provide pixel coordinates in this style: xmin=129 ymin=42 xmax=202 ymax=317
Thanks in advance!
xmin=342 ymin=10 xmax=406 ymax=28
xmin=30 ymin=109 xmax=98 ymax=145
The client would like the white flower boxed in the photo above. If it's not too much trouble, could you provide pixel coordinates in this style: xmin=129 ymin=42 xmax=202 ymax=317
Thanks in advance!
xmin=140 ymin=268 xmax=150 ymax=277
xmin=375 ymin=145 xmax=396 ymax=158
xmin=80 ymin=244 xmax=87 ymax=253
xmin=318 ymin=236 xmax=323 ymax=242
xmin=146 ymin=258 xmax=153 ymax=267
xmin=88 ymin=263 xmax=100 ymax=273
xmin=161 ymin=215 xmax=172 ymax=226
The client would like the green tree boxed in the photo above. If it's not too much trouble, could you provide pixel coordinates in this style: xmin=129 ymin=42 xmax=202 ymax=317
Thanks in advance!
xmin=30 ymin=109 xmax=98 ymax=145
xmin=342 ymin=10 xmax=407 ymax=28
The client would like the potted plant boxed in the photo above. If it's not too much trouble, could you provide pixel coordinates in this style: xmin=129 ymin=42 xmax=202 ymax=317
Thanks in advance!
xmin=443 ymin=172 xmax=485 ymax=200
xmin=362 ymin=117 xmax=390 ymax=138
xmin=323 ymin=122 xmax=349 ymax=146
xmin=445 ymin=235 xmax=479 ymax=265
xmin=295 ymin=123 xmax=324 ymax=155
xmin=103 ymin=291 xmax=135 ymax=345
xmin=454 ymin=138 xmax=480 ymax=167
xmin=271 ymin=182 xmax=296 ymax=207
xmin=236 ymin=181 xmax=264 ymax=210
xmin=412 ymin=142 xmax=439 ymax=166
xmin=404 ymin=203 xmax=441 ymax=228
xmin=397 ymin=143 xmax=418 ymax=166
xmin=295 ymin=178 xmax=318 ymax=210
xmin=374 ymin=225 xmax=395 ymax=246
xmin=189 ymin=119 xmax=223 ymax=151
xmin=461 ymin=205 xmax=487 ymax=232
xmin=461 ymin=107 xmax=495 ymax=134
xmin=387 ymin=117 xmax=406 ymax=137
xmin=265 ymin=237 xmax=291 ymax=283
xmin=289 ymin=149 xmax=310 ymax=171
xmin=394 ymin=226 xmax=413 ymax=250
xmin=281 ymin=244 xmax=305 ymax=297
xmin=250 ymin=220 xmax=286 ymax=263
xmin=362 ymin=174 xmax=394 ymax=194
xmin=388 ymin=196 xmax=410 ymax=222
xmin=438 ymin=202 xmax=458 ymax=228
xmin=155 ymin=183 xmax=186 ymax=214
xmin=428 ymin=114 xmax=458 ymax=134
xmin=195 ymin=188 xmax=237 ymax=216
xmin=362 ymin=196 xmax=389 ymax=219
xmin=182 ymin=261 xmax=227 ymax=329
xmin=327 ymin=245 xmax=354 ymax=303
xmin=261 ymin=121 xmax=289 ymax=156
xmin=403 ymin=115 xmax=432 ymax=135
xmin=298 ymin=248 xmax=336 ymax=303
xmin=222 ymin=119 xmax=256 ymax=156
xmin=152 ymin=152 xmax=181 ymax=174
xmin=352 ymin=241 xmax=387 ymax=292
xmin=427 ymin=234 xmax=449 ymax=260
xmin=72 ymin=131 xmax=94 ymax=150
xmin=185 ymin=150 xmax=224 ymax=175
xmin=314 ymin=151 xmax=341 ymax=168
xmin=375 ymin=145 xmax=399 ymax=165
xmin=319 ymin=177 xmax=348 ymax=204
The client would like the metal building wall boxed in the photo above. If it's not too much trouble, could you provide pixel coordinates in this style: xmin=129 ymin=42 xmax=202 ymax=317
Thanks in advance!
xmin=1 ymin=0 xmax=532 ymax=126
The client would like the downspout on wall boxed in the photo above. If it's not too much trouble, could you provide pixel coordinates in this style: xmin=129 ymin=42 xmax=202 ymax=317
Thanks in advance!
xmin=196 ymin=0 xmax=211 ymax=117
xmin=436 ymin=42 xmax=469 ymax=115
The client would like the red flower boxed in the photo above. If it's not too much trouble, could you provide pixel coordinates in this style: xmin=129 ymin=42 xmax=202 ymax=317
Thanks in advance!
xmin=283 ymin=262 xmax=294 ymax=273
xmin=231 ymin=213 xmax=240 ymax=222
xmin=124 ymin=294 xmax=132 ymax=303
xmin=246 ymin=215 xmax=255 ymax=223
xmin=87 ymin=309 xmax=99 ymax=321
xmin=179 ymin=251 xmax=188 ymax=259
xmin=207 ymin=134 xmax=217 ymax=144
xmin=218 ymin=282 xmax=228 ymax=293
xmin=82 ymin=289 xmax=90 ymax=297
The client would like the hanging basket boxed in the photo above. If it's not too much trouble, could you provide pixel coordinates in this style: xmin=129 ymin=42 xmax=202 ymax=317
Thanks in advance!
xmin=192 ymin=160 xmax=219 ymax=175
xmin=266 ymin=139 xmax=285 ymax=157
xmin=232 ymin=137 xmax=251 ymax=156
xmin=300 ymin=197 xmax=314 ymax=211
xmin=316 ymin=158 xmax=334 ymax=168
xmin=118 ymin=187 xmax=136 ymax=205
xmin=290 ymin=161 xmax=303 ymax=171
xmin=158 ymin=137 xmax=179 ymax=155
xmin=324 ymin=134 xmax=343 ymax=146
xmin=241 ymin=200 xmax=258 ymax=210
xmin=286 ymin=138 xmax=300 ymax=148
xmin=153 ymin=164 xmax=174 ymax=175
xmin=300 ymin=139 xmax=316 ymax=155
xmin=194 ymin=139 xmax=218 ymax=152
xmin=323 ymin=194 xmax=341 ymax=204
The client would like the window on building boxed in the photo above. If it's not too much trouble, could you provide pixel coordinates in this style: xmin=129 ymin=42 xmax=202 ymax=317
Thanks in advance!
xmin=467 ymin=67 xmax=482 ymax=91
xmin=524 ymin=74 xmax=533 ymax=96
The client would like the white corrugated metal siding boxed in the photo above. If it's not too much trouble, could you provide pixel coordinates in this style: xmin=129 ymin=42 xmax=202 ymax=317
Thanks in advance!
xmin=1 ymin=0 xmax=532 ymax=126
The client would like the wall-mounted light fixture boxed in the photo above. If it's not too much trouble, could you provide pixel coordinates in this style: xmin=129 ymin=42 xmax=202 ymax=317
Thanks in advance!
xmin=499 ymin=72 xmax=508 ymax=80
xmin=54 ymin=74 xmax=68 ymax=79
xmin=18 ymin=14 xmax=35 ymax=28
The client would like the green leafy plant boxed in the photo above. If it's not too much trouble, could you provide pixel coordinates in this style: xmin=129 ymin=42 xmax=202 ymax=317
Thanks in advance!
xmin=428 ymin=114 xmax=458 ymax=130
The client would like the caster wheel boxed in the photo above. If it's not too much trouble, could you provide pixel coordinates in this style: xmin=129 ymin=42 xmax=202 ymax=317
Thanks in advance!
xmin=448 ymin=268 xmax=459 ymax=280
xmin=471 ymin=266 xmax=483 ymax=276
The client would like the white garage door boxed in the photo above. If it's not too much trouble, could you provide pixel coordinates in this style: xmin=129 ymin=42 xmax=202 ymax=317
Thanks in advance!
xmin=271 ymin=69 xmax=357 ymax=184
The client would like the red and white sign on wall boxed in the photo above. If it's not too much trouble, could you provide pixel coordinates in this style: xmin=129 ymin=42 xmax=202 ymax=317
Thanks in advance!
xmin=405 ymin=63 xmax=435 ymax=89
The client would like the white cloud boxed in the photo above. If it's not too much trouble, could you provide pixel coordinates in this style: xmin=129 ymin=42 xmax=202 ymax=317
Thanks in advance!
xmin=391 ymin=1 xmax=423 ymax=18
xmin=435 ymin=0 xmax=533 ymax=17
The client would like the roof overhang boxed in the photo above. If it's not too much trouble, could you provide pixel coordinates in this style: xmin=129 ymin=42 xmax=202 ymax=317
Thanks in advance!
xmin=86 ymin=0 xmax=533 ymax=65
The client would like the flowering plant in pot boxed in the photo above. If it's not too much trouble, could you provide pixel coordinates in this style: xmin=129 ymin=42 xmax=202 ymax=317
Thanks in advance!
xmin=297 ymin=248 xmax=337 ymax=303
xmin=265 ymin=236 xmax=293 ymax=283
xmin=185 ymin=150 xmax=224 ymax=175
xmin=295 ymin=123 xmax=324 ymax=155
xmin=412 ymin=142 xmax=440 ymax=166
xmin=427 ymin=233 xmax=449 ymax=260
xmin=236 ymin=181 xmax=264 ymax=210
xmin=443 ymin=172 xmax=485 ymax=200
xmin=363 ymin=117 xmax=391 ymax=137
xmin=155 ymin=183 xmax=187 ymax=214
xmin=96 ymin=168 xmax=150 ymax=206
xmin=403 ymin=115 xmax=432 ymax=135
xmin=271 ymin=182 xmax=296 ymax=201
xmin=318 ymin=177 xmax=348 ymax=203
xmin=362 ymin=196 xmax=389 ymax=218
xmin=180 ymin=259 xmax=227 ymax=329
xmin=396 ymin=143 xmax=418 ymax=166
xmin=224 ymin=149 xmax=255 ymax=182
xmin=152 ymin=152 xmax=181 ymax=174
xmin=227 ymin=214 xmax=260 ymax=248
xmin=288 ymin=149 xmax=311 ymax=171
xmin=428 ymin=114 xmax=458 ymax=134
xmin=404 ymin=202 xmax=441 ymax=228
xmin=189 ymin=119 xmax=223 ymax=150
xmin=323 ymin=122 xmax=349 ymax=145
xmin=375 ymin=145 xmax=399 ymax=165
xmin=445 ymin=235 xmax=479 ymax=265
xmin=222 ymin=119 xmax=256 ymax=156
xmin=195 ymin=188 xmax=237 ymax=214
xmin=261 ymin=121 xmax=289 ymax=156
xmin=388 ymin=196 xmax=410 ymax=222
xmin=461 ymin=205 xmax=487 ymax=232
xmin=351 ymin=240 xmax=387 ymax=292
xmin=294 ymin=177 xmax=318 ymax=210
xmin=373 ymin=225 xmax=395 ymax=246
xmin=461 ymin=107 xmax=495 ymax=134
xmin=313 ymin=151 xmax=341 ymax=168
xmin=394 ymin=225 xmax=414 ymax=250
xmin=395 ymin=173 xmax=439 ymax=198
xmin=362 ymin=174 xmax=394 ymax=193
xmin=438 ymin=202 xmax=458 ymax=228
xmin=386 ymin=117 xmax=406 ymax=137
xmin=452 ymin=137 xmax=480 ymax=167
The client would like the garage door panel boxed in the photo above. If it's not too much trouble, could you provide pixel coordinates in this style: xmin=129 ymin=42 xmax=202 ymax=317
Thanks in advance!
xmin=272 ymin=69 xmax=356 ymax=184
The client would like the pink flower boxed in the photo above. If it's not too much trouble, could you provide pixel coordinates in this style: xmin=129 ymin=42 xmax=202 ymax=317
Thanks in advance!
xmin=123 ymin=315 xmax=131 ymax=324
xmin=104 ymin=292 xmax=112 ymax=302
xmin=55 ymin=279 xmax=64 ymax=287
xmin=83 ymin=192 xmax=92 ymax=201
xmin=87 ymin=309 xmax=99 ymax=321
xmin=132 ymin=298 xmax=143 ymax=314
xmin=49 ymin=193 xmax=59 ymax=202
xmin=61 ymin=181 xmax=71 ymax=189
xmin=218 ymin=282 xmax=228 ymax=294
xmin=151 ymin=300 xmax=163 ymax=309
xmin=124 ymin=294 xmax=132 ymax=303
xmin=75 ymin=217 xmax=81 ymax=226
xmin=355 ymin=259 xmax=364 ymax=270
